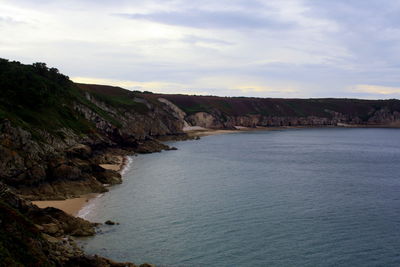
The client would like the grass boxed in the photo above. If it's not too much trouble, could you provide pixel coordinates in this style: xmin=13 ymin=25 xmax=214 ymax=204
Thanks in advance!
xmin=90 ymin=92 xmax=149 ymax=114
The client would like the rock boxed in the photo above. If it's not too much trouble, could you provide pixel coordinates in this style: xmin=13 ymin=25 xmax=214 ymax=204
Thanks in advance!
xmin=28 ymin=206 xmax=97 ymax=237
xmin=139 ymin=263 xmax=156 ymax=267
xmin=42 ymin=222 xmax=62 ymax=236
xmin=42 ymin=233 xmax=60 ymax=243
xmin=105 ymin=220 xmax=116 ymax=225
xmin=19 ymin=176 xmax=108 ymax=201
xmin=94 ymin=168 xmax=122 ymax=185
xmin=52 ymin=164 xmax=82 ymax=181
xmin=65 ymin=255 xmax=138 ymax=267
xmin=35 ymin=224 xmax=44 ymax=231
xmin=135 ymin=139 xmax=172 ymax=153
xmin=66 ymin=144 xmax=92 ymax=159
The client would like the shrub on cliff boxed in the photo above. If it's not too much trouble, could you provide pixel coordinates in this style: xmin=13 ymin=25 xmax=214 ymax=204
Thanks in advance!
xmin=0 ymin=59 xmax=94 ymax=135
xmin=0 ymin=59 xmax=71 ymax=109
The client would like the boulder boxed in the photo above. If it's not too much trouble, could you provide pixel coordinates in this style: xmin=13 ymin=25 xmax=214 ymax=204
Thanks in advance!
xmin=52 ymin=164 xmax=82 ymax=181
xmin=66 ymin=144 xmax=92 ymax=159
xmin=93 ymin=166 xmax=122 ymax=185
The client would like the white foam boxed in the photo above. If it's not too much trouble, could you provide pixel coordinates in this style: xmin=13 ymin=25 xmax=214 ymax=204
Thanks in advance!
xmin=77 ymin=156 xmax=134 ymax=219
xmin=120 ymin=156 xmax=133 ymax=176
xmin=77 ymin=193 xmax=103 ymax=219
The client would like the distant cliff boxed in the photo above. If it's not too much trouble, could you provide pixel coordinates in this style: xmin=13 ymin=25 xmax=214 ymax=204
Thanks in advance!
xmin=154 ymin=94 xmax=400 ymax=129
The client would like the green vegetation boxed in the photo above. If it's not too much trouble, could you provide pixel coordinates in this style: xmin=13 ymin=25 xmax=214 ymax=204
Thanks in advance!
xmin=163 ymin=94 xmax=400 ymax=121
xmin=0 ymin=59 xmax=155 ymax=138
xmin=0 ymin=59 xmax=96 ymax=136
xmin=89 ymin=91 xmax=149 ymax=114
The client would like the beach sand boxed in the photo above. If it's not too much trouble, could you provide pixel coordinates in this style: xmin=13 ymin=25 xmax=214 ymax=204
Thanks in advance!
xmin=185 ymin=126 xmax=270 ymax=137
xmin=32 ymin=156 xmax=126 ymax=217
xmin=32 ymin=193 xmax=99 ymax=216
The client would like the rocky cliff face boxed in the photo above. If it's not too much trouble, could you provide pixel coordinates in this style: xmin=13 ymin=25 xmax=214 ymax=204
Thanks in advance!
xmin=185 ymin=109 xmax=400 ymax=129
xmin=0 ymin=82 xmax=185 ymax=200
xmin=157 ymin=94 xmax=400 ymax=129
xmin=0 ymin=182 xmax=146 ymax=267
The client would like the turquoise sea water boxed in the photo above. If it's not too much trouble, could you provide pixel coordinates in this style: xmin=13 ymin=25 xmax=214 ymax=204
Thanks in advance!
xmin=80 ymin=128 xmax=400 ymax=266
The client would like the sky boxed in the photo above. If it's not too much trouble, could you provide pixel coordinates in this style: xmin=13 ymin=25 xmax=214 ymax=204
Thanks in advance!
xmin=1 ymin=0 xmax=400 ymax=99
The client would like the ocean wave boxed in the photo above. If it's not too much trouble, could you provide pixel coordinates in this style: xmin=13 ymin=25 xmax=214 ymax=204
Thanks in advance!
xmin=120 ymin=156 xmax=133 ymax=176
xmin=77 ymin=156 xmax=134 ymax=219
xmin=77 ymin=193 xmax=103 ymax=219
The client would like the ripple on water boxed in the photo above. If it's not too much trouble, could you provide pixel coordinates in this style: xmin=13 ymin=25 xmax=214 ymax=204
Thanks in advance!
xmin=80 ymin=128 xmax=400 ymax=267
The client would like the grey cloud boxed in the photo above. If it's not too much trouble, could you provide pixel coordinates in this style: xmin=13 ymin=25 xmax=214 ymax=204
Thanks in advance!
xmin=117 ymin=10 xmax=294 ymax=29
xmin=304 ymin=0 xmax=400 ymax=63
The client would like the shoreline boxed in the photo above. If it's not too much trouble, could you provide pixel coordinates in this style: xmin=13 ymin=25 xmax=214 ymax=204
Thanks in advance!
xmin=184 ymin=123 xmax=400 ymax=138
xmin=32 ymin=155 xmax=129 ymax=217
xmin=31 ymin=124 xmax=398 ymax=217
xmin=184 ymin=125 xmax=334 ymax=137
xmin=185 ymin=126 xmax=276 ymax=137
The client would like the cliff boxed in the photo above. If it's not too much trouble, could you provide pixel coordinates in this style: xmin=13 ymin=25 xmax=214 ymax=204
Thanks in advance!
xmin=153 ymin=94 xmax=400 ymax=129
xmin=0 ymin=59 xmax=183 ymax=266
xmin=74 ymin=84 xmax=400 ymax=130
xmin=0 ymin=59 xmax=187 ymax=200
xmin=1 ymin=58 xmax=400 ymax=266
xmin=0 ymin=59 xmax=188 ymax=266
xmin=0 ymin=182 xmax=148 ymax=267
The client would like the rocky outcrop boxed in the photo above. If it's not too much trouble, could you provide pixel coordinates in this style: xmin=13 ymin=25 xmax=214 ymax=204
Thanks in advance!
xmin=158 ymin=97 xmax=190 ymax=128
xmin=187 ymin=112 xmax=226 ymax=128
xmin=0 ymin=182 xmax=154 ymax=266
xmin=0 ymin=78 xmax=186 ymax=199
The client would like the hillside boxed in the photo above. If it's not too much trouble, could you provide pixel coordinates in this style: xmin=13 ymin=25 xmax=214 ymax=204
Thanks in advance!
xmin=154 ymin=94 xmax=400 ymax=128
xmin=76 ymin=82 xmax=400 ymax=129
xmin=0 ymin=59 xmax=185 ymax=200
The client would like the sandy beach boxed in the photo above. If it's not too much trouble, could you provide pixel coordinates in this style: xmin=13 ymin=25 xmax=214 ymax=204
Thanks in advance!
xmin=32 ymin=193 xmax=99 ymax=216
xmin=185 ymin=126 xmax=272 ymax=137
xmin=32 ymin=155 xmax=126 ymax=217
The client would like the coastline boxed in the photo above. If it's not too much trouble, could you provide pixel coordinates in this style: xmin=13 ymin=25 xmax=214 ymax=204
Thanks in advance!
xmin=30 ymin=124 xmax=396 ymax=217
xmin=30 ymin=129 xmax=242 ymax=217
xmin=184 ymin=125 xmax=331 ymax=137
xmin=32 ymin=155 xmax=129 ymax=217
xmin=184 ymin=126 xmax=272 ymax=137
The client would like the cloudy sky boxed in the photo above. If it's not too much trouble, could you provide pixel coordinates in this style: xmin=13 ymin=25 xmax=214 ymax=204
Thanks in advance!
xmin=1 ymin=0 xmax=400 ymax=98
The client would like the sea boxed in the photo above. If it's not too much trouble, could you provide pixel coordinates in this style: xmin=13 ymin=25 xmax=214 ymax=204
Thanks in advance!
xmin=78 ymin=128 xmax=400 ymax=267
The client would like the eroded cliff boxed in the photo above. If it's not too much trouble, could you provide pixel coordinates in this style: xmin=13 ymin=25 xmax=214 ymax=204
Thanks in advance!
xmin=0 ymin=60 xmax=187 ymax=200
xmin=156 ymin=94 xmax=400 ymax=129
